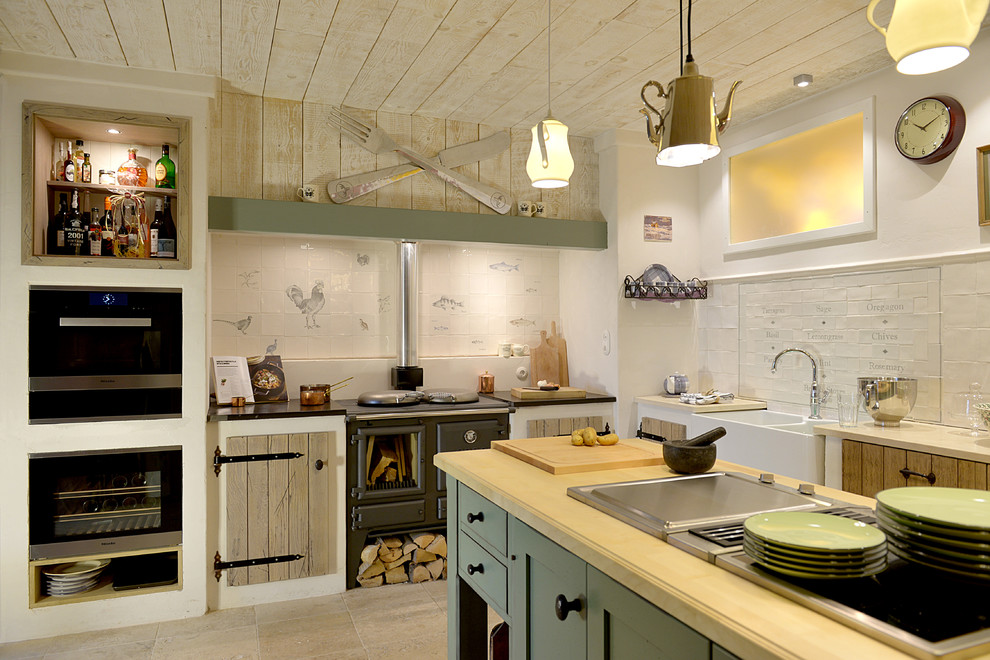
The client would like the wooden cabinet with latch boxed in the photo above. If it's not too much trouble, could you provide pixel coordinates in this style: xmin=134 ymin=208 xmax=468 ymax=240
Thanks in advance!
xmin=841 ymin=439 xmax=990 ymax=498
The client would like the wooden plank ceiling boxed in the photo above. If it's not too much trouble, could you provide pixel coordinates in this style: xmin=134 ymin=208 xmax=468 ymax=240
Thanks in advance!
xmin=3 ymin=0 xmax=984 ymax=137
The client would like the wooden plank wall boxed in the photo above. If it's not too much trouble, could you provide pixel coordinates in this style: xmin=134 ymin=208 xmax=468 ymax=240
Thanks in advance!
xmin=213 ymin=92 xmax=601 ymax=221
xmin=526 ymin=415 xmax=613 ymax=439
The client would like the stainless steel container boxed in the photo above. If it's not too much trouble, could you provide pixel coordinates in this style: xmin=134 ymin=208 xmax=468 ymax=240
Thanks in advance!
xmin=857 ymin=376 xmax=917 ymax=426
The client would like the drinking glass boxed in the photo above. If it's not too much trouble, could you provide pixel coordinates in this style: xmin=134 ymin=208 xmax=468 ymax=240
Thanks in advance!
xmin=837 ymin=390 xmax=859 ymax=428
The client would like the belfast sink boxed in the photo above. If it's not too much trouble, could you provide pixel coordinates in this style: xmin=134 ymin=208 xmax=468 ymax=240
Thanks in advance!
xmin=685 ymin=409 xmax=836 ymax=485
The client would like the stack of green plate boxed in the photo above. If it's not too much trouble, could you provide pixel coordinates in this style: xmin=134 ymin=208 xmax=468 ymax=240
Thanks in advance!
xmin=743 ymin=511 xmax=887 ymax=579
xmin=876 ymin=487 xmax=990 ymax=581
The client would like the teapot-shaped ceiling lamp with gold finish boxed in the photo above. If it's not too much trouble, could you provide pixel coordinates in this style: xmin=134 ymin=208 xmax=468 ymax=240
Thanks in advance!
xmin=640 ymin=0 xmax=741 ymax=167
xmin=867 ymin=0 xmax=989 ymax=75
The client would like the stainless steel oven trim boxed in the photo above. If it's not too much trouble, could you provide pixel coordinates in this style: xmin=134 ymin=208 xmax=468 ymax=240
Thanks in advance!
xmin=349 ymin=406 xmax=511 ymax=421
xmin=30 ymin=374 xmax=182 ymax=391
xmin=29 ymin=531 xmax=182 ymax=561
xmin=59 ymin=317 xmax=153 ymax=327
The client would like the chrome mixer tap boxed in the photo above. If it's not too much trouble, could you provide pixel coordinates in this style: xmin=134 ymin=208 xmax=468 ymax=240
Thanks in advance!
xmin=770 ymin=348 xmax=827 ymax=419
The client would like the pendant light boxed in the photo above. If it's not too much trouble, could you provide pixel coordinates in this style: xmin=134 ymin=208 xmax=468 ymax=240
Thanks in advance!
xmin=640 ymin=0 xmax=741 ymax=167
xmin=526 ymin=0 xmax=574 ymax=188
xmin=866 ymin=0 xmax=988 ymax=75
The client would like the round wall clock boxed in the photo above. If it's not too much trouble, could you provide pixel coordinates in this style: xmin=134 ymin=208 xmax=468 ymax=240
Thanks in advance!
xmin=894 ymin=95 xmax=966 ymax=164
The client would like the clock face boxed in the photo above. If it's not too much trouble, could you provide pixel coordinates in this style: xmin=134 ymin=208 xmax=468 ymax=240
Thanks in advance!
xmin=895 ymin=96 xmax=965 ymax=164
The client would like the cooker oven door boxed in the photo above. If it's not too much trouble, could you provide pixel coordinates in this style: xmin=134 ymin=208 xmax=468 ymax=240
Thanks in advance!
xmin=435 ymin=417 xmax=507 ymax=492
xmin=350 ymin=423 xmax=426 ymax=501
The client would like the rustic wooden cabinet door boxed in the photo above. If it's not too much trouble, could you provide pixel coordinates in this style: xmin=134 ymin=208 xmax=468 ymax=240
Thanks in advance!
xmin=225 ymin=432 xmax=331 ymax=585
xmin=842 ymin=439 xmax=989 ymax=498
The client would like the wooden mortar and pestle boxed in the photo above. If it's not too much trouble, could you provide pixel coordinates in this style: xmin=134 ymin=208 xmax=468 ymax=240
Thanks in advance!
xmin=662 ymin=427 xmax=726 ymax=474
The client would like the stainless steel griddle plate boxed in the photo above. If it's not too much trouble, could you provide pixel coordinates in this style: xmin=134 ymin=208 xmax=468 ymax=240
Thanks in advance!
xmin=567 ymin=472 xmax=832 ymax=537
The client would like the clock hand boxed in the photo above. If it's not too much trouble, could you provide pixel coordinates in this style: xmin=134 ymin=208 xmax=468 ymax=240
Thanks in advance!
xmin=912 ymin=122 xmax=927 ymax=131
xmin=920 ymin=115 xmax=940 ymax=130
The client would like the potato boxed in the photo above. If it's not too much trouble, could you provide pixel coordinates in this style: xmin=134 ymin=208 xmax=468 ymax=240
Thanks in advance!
xmin=598 ymin=433 xmax=619 ymax=446
xmin=582 ymin=427 xmax=597 ymax=446
xmin=570 ymin=431 xmax=585 ymax=446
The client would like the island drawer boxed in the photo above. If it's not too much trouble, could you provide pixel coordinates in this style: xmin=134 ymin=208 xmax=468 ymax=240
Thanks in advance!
xmin=458 ymin=484 xmax=507 ymax=556
xmin=457 ymin=531 xmax=507 ymax=613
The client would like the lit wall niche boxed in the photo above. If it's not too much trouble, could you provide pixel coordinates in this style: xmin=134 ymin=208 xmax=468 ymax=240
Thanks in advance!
xmin=721 ymin=98 xmax=876 ymax=255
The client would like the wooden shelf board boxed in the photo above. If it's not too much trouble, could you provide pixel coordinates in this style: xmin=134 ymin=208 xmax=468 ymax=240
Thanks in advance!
xmin=208 ymin=196 xmax=607 ymax=250
xmin=48 ymin=180 xmax=177 ymax=196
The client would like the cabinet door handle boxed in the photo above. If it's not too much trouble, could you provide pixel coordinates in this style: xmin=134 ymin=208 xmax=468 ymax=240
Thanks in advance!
xmin=466 ymin=563 xmax=484 ymax=575
xmin=466 ymin=511 xmax=484 ymax=523
xmin=899 ymin=468 xmax=936 ymax=485
xmin=554 ymin=594 xmax=582 ymax=621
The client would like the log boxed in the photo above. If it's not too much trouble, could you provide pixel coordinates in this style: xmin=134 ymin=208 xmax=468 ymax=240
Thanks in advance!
xmin=426 ymin=558 xmax=445 ymax=580
xmin=385 ymin=552 xmax=411 ymax=570
xmin=409 ymin=563 xmax=431 ymax=583
xmin=411 ymin=532 xmax=436 ymax=549
xmin=402 ymin=539 xmax=419 ymax=556
xmin=382 ymin=536 xmax=403 ymax=548
xmin=425 ymin=535 xmax=447 ymax=558
xmin=384 ymin=565 xmax=408 ymax=584
xmin=358 ymin=558 xmax=385 ymax=578
xmin=360 ymin=541 xmax=381 ymax=564
xmin=378 ymin=546 xmax=404 ymax=564
xmin=370 ymin=454 xmax=391 ymax=483
xmin=412 ymin=549 xmax=437 ymax=564
xmin=385 ymin=466 xmax=398 ymax=482
xmin=357 ymin=574 xmax=383 ymax=588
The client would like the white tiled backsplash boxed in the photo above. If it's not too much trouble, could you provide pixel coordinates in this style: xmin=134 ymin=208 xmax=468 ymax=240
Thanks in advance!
xmin=698 ymin=260 xmax=990 ymax=425
xmin=210 ymin=234 xmax=560 ymax=359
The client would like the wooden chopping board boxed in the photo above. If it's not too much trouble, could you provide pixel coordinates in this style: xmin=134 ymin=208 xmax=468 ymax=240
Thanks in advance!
xmin=492 ymin=436 xmax=664 ymax=475
xmin=530 ymin=330 xmax=559 ymax=386
xmin=547 ymin=321 xmax=569 ymax=386
xmin=510 ymin=386 xmax=586 ymax=399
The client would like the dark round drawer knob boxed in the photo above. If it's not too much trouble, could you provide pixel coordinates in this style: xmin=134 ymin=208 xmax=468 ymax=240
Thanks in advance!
xmin=315 ymin=459 xmax=325 ymax=470
xmin=466 ymin=563 xmax=484 ymax=575
xmin=466 ymin=511 xmax=484 ymax=523
xmin=555 ymin=594 xmax=582 ymax=621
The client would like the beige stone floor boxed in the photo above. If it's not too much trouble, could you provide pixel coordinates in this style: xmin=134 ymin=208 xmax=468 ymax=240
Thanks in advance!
xmin=0 ymin=581 xmax=455 ymax=660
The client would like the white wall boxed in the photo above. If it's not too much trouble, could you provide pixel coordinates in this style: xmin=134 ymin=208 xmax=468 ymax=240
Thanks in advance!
xmin=0 ymin=53 xmax=213 ymax=642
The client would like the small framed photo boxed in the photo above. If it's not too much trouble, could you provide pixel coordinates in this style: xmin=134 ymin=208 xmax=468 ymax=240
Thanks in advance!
xmin=979 ymin=145 xmax=990 ymax=227
xmin=644 ymin=215 xmax=672 ymax=242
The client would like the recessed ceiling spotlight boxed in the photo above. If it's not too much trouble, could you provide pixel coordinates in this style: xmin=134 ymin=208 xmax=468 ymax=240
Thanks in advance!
xmin=106 ymin=128 xmax=121 ymax=134
xmin=793 ymin=74 xmax=813 ymax=88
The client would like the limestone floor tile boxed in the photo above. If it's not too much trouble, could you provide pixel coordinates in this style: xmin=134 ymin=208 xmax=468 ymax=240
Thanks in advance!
xmin=341 ymin=583 xmax=434 ymax=618
xmin=257 ymin=611 xmax=363 ymax=660
xmin=420 ymin=579 xmax=447 ymax=609
xmin=45 ymin=639 xmax=155 ymax=659
xmin=45 ymin=623 xmax=159 ymax=654
xmin=0 ymin=637 xmax=52 ymax=659
xmin=157 ymin=606 xmax=256 ymax=639
xmin=254 ymin=593 xmax=347 ymax=624
xmin=152 ymin=624 xmax=258 ymax=660
xmin=351 ymin=602 xmax=446 ymax=649
xmin=362 ymin=629 xmax=446 ymax=660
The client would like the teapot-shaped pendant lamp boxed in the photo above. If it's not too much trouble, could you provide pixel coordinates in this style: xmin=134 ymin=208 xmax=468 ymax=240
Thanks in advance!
xmin=641 ymin=55 xmax=741 ymax=167
xmin=866 ymin=0 xmax=989 ymax=74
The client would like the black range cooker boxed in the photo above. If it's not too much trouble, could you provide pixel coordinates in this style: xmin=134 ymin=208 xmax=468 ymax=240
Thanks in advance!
xmin=339 ymin=393 xmax=511 ymax=587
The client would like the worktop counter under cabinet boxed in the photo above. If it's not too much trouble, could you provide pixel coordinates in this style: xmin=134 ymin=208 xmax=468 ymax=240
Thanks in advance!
xmin=436 ymin=443 xmax=915 ymax=660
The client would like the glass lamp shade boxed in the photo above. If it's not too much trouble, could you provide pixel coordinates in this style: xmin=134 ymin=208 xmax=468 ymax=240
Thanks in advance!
xmin=896 ymin=46 xmax=970 ymax=75
xmin=655 ymin=69 xmax=721 ymax=167
xmin=527 ymin=118 xmax=574 ymax=188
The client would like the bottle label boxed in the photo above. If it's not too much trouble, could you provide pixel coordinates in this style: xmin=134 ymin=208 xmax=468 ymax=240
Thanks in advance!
xmin=155 ymin=163 xmax=166 ymax=182
xmin=89 ymin=234 xmax=102 ymax=256
xmin=64 ymin=164 xmax=74 ymax=182
xmin=150 ymin=229 xmax=159 ymax=256
xmin=57 ymin=230 xmax=65 ymax=248
xmin=157 ymin=238 xmax=176 ymax=259
xmin=65 ymin=226 xmax=86 ymax=250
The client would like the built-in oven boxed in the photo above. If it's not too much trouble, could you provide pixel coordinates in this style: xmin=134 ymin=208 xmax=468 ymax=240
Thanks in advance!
xmin=28 ymin=286 xmax=182 ymax=423
xmin=29 ymin=446 xmax=182 ymax=560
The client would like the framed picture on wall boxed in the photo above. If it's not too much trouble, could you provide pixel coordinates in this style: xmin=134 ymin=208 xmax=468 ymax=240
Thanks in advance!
xmin=979 ymin=145 xmax=990 ymax=227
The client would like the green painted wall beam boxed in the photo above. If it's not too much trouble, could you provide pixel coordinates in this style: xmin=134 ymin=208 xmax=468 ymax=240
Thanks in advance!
xmin=208 ymin=197 xmax=607 ymax=250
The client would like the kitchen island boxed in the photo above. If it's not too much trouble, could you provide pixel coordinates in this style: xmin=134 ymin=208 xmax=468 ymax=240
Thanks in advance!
xmin=435 ymin=440 xmax=924 ymax=660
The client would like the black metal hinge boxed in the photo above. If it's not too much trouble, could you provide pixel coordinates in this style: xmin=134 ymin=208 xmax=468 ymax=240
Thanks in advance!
xmin=213 ymin=446 xmax=304 ymax=476
xmin=213 ymin=551 xmax=304 ymax=581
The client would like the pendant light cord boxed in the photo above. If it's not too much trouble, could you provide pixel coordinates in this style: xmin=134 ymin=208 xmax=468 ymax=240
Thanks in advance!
xmin=679 ymin=0 xmax=683 ymax=75
xmin=547 ymin=0 xmax=552 ymax=114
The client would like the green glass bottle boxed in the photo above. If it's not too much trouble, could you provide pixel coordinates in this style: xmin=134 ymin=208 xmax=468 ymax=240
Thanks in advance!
xmin=154 ymin=144 xmax=175 ymax=189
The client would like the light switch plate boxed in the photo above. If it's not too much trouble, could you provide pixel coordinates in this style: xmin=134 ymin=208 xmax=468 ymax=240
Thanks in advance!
xmin=601 ymin=330 xmax=611 ymax=356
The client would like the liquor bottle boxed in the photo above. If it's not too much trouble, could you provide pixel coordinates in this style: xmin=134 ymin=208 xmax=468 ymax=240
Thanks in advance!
xmin=63 ymin=142 xmax=75 ymax=182
xmin=115 ymin=204 xmax=129 ymax=257
xmin=73 ymin=140 xmax=85 ymax=178
xmin=81 ymin=153 xmax=92 ymax=184
xmin=47 ymin=192 xmax=68 ymax=255
xmin=150 ymin=198 xmax=162 ymax=257
xmin=64 ymin=190 xmax=86 ymax=256
xmin=51 ymin=141 xmax=61 ymax=181
xmin=88 ymin=207 xmax=102 ymax=256
xmin=157 ymin=196 xmax=177 ymax=258
xmin=126 ymin=206 xmax=140 ymax=258
xmin=116 ymin=147 xmax=148 ymax=187
xmin=154 ymin=144 xmax=175 ymax=188
xmin=100 ymin=198 xmax=115 ymax=256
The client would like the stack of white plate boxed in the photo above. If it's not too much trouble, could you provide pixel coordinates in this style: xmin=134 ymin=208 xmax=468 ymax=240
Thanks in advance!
xmin=743 ymin=511 xmax=887 ymax=579
xmin=43 ymin=559 xmax=109 ymax=597
xmin=876 ymin=487 xmax=990 ymax=581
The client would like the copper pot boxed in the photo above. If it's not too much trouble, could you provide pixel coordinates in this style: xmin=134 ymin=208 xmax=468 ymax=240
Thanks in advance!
xmin=478 ymin=371 xmax=495 ymax=394
xmin=299 ymin=389 xmax=326 ymax=406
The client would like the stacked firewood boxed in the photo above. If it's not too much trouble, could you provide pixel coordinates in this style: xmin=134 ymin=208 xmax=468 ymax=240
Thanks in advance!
xmin=357 ymin=532 xmax=447 ymax=587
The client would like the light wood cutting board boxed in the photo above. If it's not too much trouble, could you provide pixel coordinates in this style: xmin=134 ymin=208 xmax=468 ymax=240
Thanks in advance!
xmin=510 ymin=386 xmax=586 ymax=399
xmin=547 ymin=321 xmax=569 ymax=387
xmin=530 ymin=330 xmax=559 ymax=386
xmin=492 ymin=436 xmax=664 ymax=474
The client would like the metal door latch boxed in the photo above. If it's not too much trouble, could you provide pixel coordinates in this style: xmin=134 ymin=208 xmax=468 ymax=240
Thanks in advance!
xmin=213 ymin=550 xmax=304 ymax=581
xmin=213 ymin=446 xmax=304 ymax=476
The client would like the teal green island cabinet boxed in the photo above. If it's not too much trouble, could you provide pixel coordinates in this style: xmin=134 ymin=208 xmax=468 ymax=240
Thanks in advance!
xmin=446 ymin=479 xmax=741 ymax=659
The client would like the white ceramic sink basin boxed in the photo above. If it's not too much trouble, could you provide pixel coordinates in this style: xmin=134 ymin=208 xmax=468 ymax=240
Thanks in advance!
xmin=686 ymin=409 xmax=836 ymax=484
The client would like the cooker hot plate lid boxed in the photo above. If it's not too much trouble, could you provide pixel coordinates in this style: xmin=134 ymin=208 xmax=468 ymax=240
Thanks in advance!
xmin=356 ymin=389 xmax=480 ymax=406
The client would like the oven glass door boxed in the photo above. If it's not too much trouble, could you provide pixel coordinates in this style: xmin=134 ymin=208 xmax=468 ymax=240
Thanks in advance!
xmin=29 ymin=447 xmax=182 ymax=560
xmin=352 ymin=424 xmax=425 ymax=500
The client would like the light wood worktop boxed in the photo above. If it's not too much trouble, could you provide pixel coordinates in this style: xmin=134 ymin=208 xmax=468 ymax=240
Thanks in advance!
xmin=635 ymin=394 xmax=767 ymax=414
xmin=815 ymin=420 xmax=990 ymax=463
xmin=435 ymin=439 xmax=914 ymax=660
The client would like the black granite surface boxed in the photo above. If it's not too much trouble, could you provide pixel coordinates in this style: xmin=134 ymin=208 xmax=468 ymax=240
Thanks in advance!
xmin=207 ymin=398 xmax=348 ymax=422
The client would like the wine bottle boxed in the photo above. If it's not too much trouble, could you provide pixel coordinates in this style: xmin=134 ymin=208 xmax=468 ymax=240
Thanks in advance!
xmin=81 ymin=153 xmax=92 ymax=184
xmin=47 ymin=193 xmax=68 ymax=255
xmin=154 ymin=144 xmax=175 ymax=188
xmin=126 ymin=205 xmax=140 ymax=258
xmin=64 ymin=190 xmax=86 ymax=256
xmin=51 ymin=141 xmax=61 ymax=181
xmin=73 ymin=139 xmax=85 ymax=179
xmin=63 ymin=142 xmax=75 ymax=182
xmin=157 ymin=196 xmax=177 ymax=258
xmin=100 ymin=198 xmax=115 ymax=256
xmin=150 ymin=198 xmax=162 ymax=257
xmin=115 ymin=204 xmax=129 ymax=257
xmin=88 ymin=206 xmax=102 ymax=256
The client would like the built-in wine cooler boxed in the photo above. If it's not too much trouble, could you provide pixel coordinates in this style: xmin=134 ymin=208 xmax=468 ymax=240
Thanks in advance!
xmin=29 ymin=446 xmax=182 ymax=561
